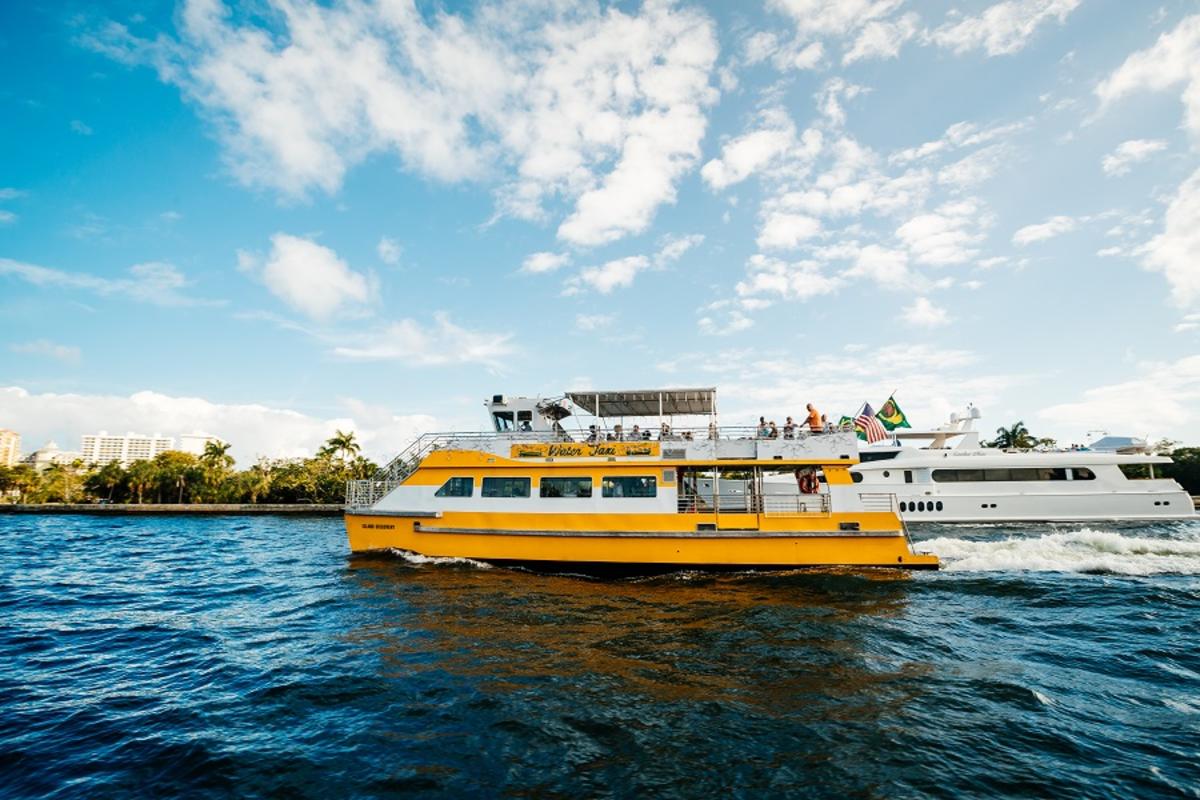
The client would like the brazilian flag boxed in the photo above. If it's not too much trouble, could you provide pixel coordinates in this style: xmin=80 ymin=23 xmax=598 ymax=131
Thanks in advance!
xmin=838 ymin=415 xmax=865 ymax=441
xmin=877 ymin=396 xmax=910 ymax=430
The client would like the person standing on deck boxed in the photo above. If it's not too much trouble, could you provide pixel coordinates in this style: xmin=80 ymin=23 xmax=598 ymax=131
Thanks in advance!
xmin=806 ymin=403 xmax=822 ymax=432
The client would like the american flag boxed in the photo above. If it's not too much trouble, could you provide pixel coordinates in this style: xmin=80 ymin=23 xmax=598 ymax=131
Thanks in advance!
xmin=855 ymin=402 xmax=889 ymax=444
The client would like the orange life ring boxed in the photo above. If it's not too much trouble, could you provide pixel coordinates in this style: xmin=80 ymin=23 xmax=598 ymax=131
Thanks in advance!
xmin=799 ymin=472 xmax=819 ymax=494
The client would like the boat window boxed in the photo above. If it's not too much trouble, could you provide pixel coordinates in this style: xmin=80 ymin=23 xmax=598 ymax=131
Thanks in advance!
xmin=1071 ymin=467 xmax=1096 ymax=481
xmin=602 ymin=476 xmax=657 ymax=498
xmin=904 ymin=470 xmax=913 ymax=484
xmin=850 ymin=471 xmax=863 ymax=484
xmin=434 ymin=477 xmax=473 ymax=497
xmin=482 ymin=477 xmax=530 ymax=498
xmin=1118 ymin=464 xmax=1152 ymax=479
xmin=493 ymin=411 xmax=515 ymax=432
xmin=540 ymin=477 xmax=592 ymax=498
xmin=933 ymin=468 xmax=1068 ymax=482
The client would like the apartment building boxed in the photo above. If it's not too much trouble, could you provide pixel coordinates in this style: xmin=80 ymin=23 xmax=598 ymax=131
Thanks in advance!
xmin=0 ymin=429 xmax=19 ymax=467
xmin=80 ymin=431 xmax=175 ymax=467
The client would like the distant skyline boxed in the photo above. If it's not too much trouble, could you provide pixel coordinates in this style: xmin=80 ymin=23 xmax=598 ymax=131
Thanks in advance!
xmin=2 ymin=0 xmax=1199 ymax=463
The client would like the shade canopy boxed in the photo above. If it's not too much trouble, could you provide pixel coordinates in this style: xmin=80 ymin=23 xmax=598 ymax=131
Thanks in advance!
xmin=566 ymin=388 xmax=716 ymax=418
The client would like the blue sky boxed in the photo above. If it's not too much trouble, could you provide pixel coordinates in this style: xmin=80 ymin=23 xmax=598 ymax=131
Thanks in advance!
xmin=2 ymin=0 xmax=1199 ymax=462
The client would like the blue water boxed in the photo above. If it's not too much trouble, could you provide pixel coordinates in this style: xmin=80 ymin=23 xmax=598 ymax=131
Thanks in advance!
xmin=2 ymin=516 xmax=1199 ymax=798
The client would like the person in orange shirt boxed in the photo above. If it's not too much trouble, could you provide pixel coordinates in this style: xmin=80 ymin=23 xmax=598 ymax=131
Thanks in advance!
xmin=805 ymin=403 xmax=822 ymax=432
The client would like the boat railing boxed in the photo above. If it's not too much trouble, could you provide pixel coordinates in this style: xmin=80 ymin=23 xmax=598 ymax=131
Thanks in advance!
xmin=676 ymin=493 xmax=831 ymax=516
xmin=858 ymin=492 xmax=914 ymax=545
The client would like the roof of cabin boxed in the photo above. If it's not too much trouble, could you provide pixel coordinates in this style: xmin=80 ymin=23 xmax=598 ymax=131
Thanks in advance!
xmin=566 ymin=388 xmax=716 ymax=418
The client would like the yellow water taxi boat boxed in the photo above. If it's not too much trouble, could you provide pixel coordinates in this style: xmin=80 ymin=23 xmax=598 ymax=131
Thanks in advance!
xmin=345 ymin=389 xmax=938 ymax=571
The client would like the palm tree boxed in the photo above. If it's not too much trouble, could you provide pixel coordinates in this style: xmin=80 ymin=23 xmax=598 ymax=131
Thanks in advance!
xmin=127 ymin=460 xmax=156 ymax=504
xmin=989 ymin=421 xmax=1037 ymax=450
xmin=201 ymin=440 xmax=235 ymax=470
xmin=323 ymin=430 xmax=361 ymax=462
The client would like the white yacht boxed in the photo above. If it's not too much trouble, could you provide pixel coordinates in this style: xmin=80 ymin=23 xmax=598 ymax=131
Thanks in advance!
xmin=848 ymin=408 xmax=1195 ymax=523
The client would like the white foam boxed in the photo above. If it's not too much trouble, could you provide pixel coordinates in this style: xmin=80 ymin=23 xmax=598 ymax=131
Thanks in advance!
xmin=387 ymin=548 xmax=493 ymax=569
xmin=922 ymin=528 xmax=1200 ymax=575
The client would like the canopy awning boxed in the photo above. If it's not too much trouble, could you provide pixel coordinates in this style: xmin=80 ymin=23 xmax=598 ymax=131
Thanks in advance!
xmin=566 ymin=388 xmax=716 ymax=418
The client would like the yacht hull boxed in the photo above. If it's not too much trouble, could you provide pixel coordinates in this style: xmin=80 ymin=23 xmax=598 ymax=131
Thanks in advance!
xmin=345 ymin=511 xmax=939 ymax=570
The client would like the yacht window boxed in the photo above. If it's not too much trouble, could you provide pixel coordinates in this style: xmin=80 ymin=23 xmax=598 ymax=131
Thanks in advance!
xmin=933 ymin=468 xmax=1067 ymax=482
xmin=904 ymin=470 xmax=913 ymax=484
xmin=517 ymin=411 xmax=532 ymax=422
xmin=493 ymin=412 xmax=515 ymax=432
xmin=1118 ymin=464 xmax=1152 ymax=479
xmin=540 ymin=477 xmax=592 ymax=498
xmin=434 ymin=477 xmax=473 ymax=497
xmin=602 ymin=476 xmax=657 ymax=498
xmin=482 ymin=477 xmax=530 ymax=498
xmin=1071 ymin=467 xmax=1096 ymax=481
xmin=935 ymin=501 xmax=944 ymax=511
xmin=850 ymin=471 xmax=863 ymax=484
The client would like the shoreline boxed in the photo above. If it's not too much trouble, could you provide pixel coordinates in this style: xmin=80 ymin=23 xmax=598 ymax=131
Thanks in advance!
xmin=0 ymin=503 xmax=344 ymax=516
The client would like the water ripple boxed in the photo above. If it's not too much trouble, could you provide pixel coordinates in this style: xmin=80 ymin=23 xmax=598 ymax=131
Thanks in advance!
xmin=1 ymin=516 xmax=1199 ymax=797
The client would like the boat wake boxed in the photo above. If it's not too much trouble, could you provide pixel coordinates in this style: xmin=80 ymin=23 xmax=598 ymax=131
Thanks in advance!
xmin=386 ymin=548 xmax=493 ymax=569
xmin=922 ymin=529 xmax=1200 ymax=575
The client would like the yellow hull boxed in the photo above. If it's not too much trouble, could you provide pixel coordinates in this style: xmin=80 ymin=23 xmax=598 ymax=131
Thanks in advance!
xmin=345 ymin=511 xmax=938 ymax=570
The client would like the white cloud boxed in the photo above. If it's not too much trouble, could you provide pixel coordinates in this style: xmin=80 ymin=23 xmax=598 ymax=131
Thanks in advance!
xmin=896 ymin=200 xmax=986 ymax=264
xmin=769 ymin=0 xmax=904 ymax=39
xmin=736 ymin=253 xmax=843 ymax=300
xmin=1012 ymin=215 xmax=1077 ymax=246
xmin=377 ymin=236 xmax=402 ymax=266
xmin=701 ymin=108 xmax=818 ymax=191
xmin=655 ymin=233 xmax=705 ymax=265
xmin=1141 ymin=168 xmax=1200 ymax=306
xmin=698 ymin=309 xmax=754 ymax=336
xmin=70 ymin=119 xmax=93 ymax=136
xmin=0 ymin=211 xmax=15 ymax=225
xmin=1095 ymin=15 xmax=1200 ymax=134
xmin=0 ymin=257 xmax=211 ymax=306
xmin=575 ymin=313 xmax=614 ymax=332
xmin=1095 ymin=16 xmax=1200 ymax=306
xmin=931 ymin=0 xmax=1081 ymax=57
xmin=332 ymin=312 xmax=514 ymax=366
xmin=520 ymin=251 xmax=571 ymax=274
xmin=244 ymin=233 xmax=373 ymax=321
xmin=10 ymin=340 xmax=82 ymax=363
xmin=0 ymin=385 xmax=436 ymax=464
xmin=1039 ymin=354 xmax=1200 ymax=442
xmin=843 ymin=12 xmax=920 ymax=64
xmin=569 ymin=255 xmax=651 ymax=294
xmin=0 ymin=188 xmax=23 ymax=200
xmin=1175 ymin=313 xmax=1200 ymax=333
xmin=85 ymin=1 xmax=719 ymax=250
xmin=1101 ymin=139 xmax=1169 ymax=176
xmin=900 ymin=296 xmax=950 ymax=327
xmin=757 ymin=212 xmax=822 ymax=250
xmin=843 ymin=244 xmax=912 ymax=289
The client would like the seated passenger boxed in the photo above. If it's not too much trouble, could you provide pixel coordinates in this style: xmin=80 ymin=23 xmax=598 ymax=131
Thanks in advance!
xmin=659 ymin=422 xmax=671 ymax=440
xmin=783 ymin=416 xmax=795 ymax=439
xmin=614 ymin=423 xmax=624 ymax=441
xmin=630 ymin=424 xmax=641 ymax=440
xmin=587 ymin=425 xmax=599 ymax=443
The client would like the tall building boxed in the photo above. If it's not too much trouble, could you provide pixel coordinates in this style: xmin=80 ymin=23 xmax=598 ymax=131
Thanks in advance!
xmin=0 ymin=429 xmax=19 ymax=467
xmin=178 ymin=432 xmax=225 ymax=456
xmin=80 ymin=431 xmax=174 ymax=467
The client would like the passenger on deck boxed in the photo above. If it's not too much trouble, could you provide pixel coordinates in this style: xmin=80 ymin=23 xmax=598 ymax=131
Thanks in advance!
xmin=587 ymin=425 xmax=599 ymax=443
xmin=783 ymin=417 xmax=796 ymax=439
xmin=614 ymin=424 xmax=624 ymax=441
xmin=768 ymin=421 xmax=779 ymax=439
xmin=708 ymin=421 xmax=719 ymax=440
xmin=631 ymin=424 xmax=641 ymax=440
xmin=660 ymin=423 xmax=671 ymax=440
xmin=757 ymin=417 xmax=769 ymax=438
xmin=520 ymin=420 xmax=532 ymax=432
xmin=806 ymin=403 xmax=822 ymax=432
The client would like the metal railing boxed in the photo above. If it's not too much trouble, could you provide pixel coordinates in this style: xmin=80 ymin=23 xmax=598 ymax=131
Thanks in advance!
xmin=676 ymin=493 xmax=831 ymax=516
xmin=858 ymin=492 xmax=901 ymax=512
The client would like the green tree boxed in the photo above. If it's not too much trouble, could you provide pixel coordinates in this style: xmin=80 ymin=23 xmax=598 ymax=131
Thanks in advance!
xmin=988 ymin=421 xmax=1038 ymax=450
xmin=152 ymin=451 xmax=204 ymax=503
xmin=85 ymin=460 xmax=127 ymax=502
xmin=321 ymin=430 xmax=361 ymax=462
xmin=127 ymin=460 xmax=155 ymax=503
xmin=1163 ymin=448 xmax=1200 ymax=495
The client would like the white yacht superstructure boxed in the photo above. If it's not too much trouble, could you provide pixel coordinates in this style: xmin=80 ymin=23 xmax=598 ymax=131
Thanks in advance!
xmin=848 ymin=409 xmax=1194 ymax=523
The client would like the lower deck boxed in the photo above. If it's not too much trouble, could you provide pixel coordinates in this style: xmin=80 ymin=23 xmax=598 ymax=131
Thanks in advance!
xmin=345 ymin=510 xmax=939 ymax=569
